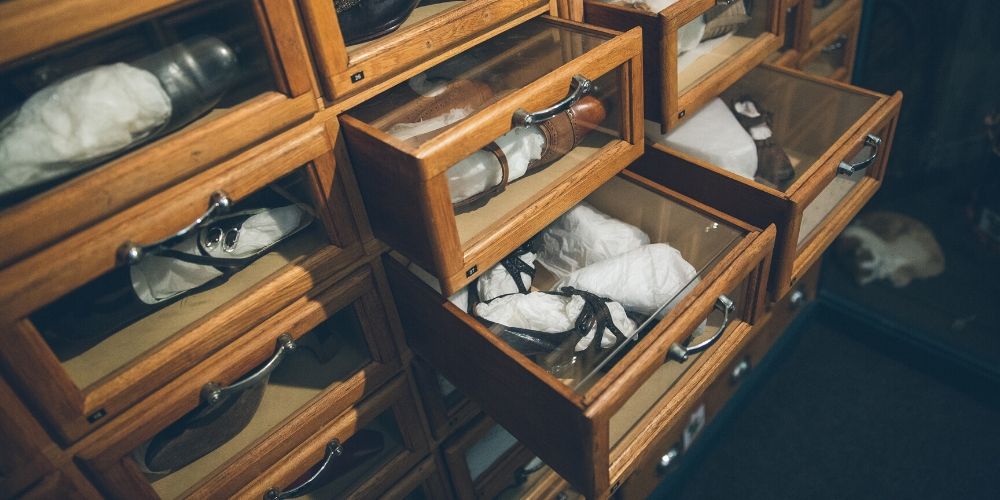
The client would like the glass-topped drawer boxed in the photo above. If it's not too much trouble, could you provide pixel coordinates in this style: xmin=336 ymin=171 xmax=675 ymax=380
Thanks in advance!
xmin=0 ymin=0 xmax=318 ymax=269
xmin=385 ymin=170 xmax=774 ymax=498
xmin=341 ymin=17 xmax=643 ymax=296
xmin=584 ymin=0 xmax=782 ymax=131
xmin=300 ymin=0 xmax=553 ymax=100
xmin=76 ymin=264 xmax=405 ymax=499
xmin=638 ymin=64 xmax=901 ymax=298
xmin=443 ymin=416 xmax=537 ymax=499
xmin=796 ymin=9 xmax=860 ymax=82
xmin=0 ymin=124 xmax=364 ymax=442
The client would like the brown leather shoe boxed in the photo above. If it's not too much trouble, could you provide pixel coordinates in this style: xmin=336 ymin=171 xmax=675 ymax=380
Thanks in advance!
xmin=370 ymin=79 xmax=495 ymax=142
xmin=728 ymin=95 xmax=796 ymax=190
xmin=531 ymin=95 xmax=607 ymax=169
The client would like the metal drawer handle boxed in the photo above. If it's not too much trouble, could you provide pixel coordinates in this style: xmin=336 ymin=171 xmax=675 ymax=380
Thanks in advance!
xmin=202 ymin=334 xmax=296 ymax=405
xmin=656 ymin=446 xmax=682 ymax=475
xmin=668 ymin=295 xmax=735 ymax=362
xmin=513 ymin=457 xmax=544 ymax=485
xmin=119 ymin=190 xmax=232 ymax=264
xmin=264 ymin=439 xmax=344 ymax=500
xmin=512 ymin=75 xmax=594 ymax=127
xmin=837 ymin=134 xmax=882 ymax=176
xmin=716 ymin=0 xmax=738 ymax=5
xmin=823 ymin=34 xmax=848 ymax=53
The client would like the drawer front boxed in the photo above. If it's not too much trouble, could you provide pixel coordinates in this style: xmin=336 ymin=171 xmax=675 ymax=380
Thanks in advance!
xmin=0 ymin=0 xmax=318 ymax=268
xmin=380 ymin=454 xmax=454 ymax=500
xmin=16 ymin=465 xmax=102 ymax=500
xmin=386 ymin=170 xmax=774 ymax=497
xmin=232 ymin=374 xmax=430 ymax=500
xmin=412 ymin=358 xmax=480 ymax=443
xmin=341 ymin=16 xmax=643 ymax=295
xmin=75 ymin=261 xmax=403 ymax=498
xmin=301 ymin=0 xmax=553 ymax=101
xmin=796 ymin=9 xmax=861 ymax=82
xmin=0 ymin=377 xmax=56 ymax=497
xmin=584 ymin=0 xmax=783 ymax=131
xmin=0 ymin=121 xmax=365 ymax=442
xmin=636 ymin=64 xmax=901 ymax=298
xmin=802 ymin=0 xmax=861 ymax=49
xmin=443 ymin=416 xmax=536 ymax=500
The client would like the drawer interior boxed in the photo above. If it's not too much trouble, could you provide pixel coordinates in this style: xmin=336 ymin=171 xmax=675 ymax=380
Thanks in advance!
xmin=675 ymin=0 xmax=774 ymax=93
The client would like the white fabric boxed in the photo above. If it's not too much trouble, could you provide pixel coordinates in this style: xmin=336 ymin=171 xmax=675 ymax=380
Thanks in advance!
xmin=554 ymin=243 xmax=698 ymax=317
xmin=444 ymin=126 xmax=545 ymax=204
xmin=645 ymin=98 xmax=757 ymax=180
xmin=677 ymin=32 xmax=734 ymax=72
xmin=477 ymin=252 xmax=536 ymax=302
xmin=407 ymin=262 xmax=469 ymax=311
xmin=130 ymin=205 xmax=306 ymax=304
xmin=537 ymin=202 xmax=650 ymax=279
xmin=677 ymin=14 xmax=707 ymax=54
xmin=407 ymin=73 xmax=449 ymax=97
xmin=841 ymin=224 xmax=943 ymax=287
xmin=596 ymin=0 xmax=679 ymax=12
xmin=386 ymin=107 xmax=471 ymax=142
xmin=475 ymin=292 xmax=635 ymax=351
xmin=0 ymin=63 xmax=171 ymax=195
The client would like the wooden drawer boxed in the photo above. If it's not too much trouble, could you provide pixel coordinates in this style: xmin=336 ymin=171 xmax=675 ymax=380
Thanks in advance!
xmin=74 ymin=261 xmax=404 ymax=498
xmin=584 ymin=0 xmax=783 ymax=131
xmin=792 ymin=0 xmax=861 ymax=51
xmin=412 ymin=358 xmax=480 ymax=443
xmin=231 ymin=373 xmax=430 ymax=499
xmin=386 ymin=170 xmax=775 ymax=498
xmin=15 ymin=464 xmax=102 ymax=500
xmin=300 ymin=0 xmax=556 ymax=101
xmin=634 ymin=64 xmax=901 ymax=299
xmin=0 ymin=121 xmax=366 ymax=442
xmin=442 ymin=416 xmax=536 ymax=500
xmin=340 ymin=16 xmax=643 ymax=296
xmin=0 ymin=377 xmax=57 ymax=497
xmin=0 ymin=0 xmax=318 ymax=268
xmin=614 ymin=261 xmax=821 ymax=500
xmin=795 ymin=8 xmax=860 ymax=82
xmin=380 ymin=454 xmax=454 ymax=500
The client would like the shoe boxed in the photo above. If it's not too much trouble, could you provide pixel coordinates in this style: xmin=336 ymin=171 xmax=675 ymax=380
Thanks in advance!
xmin=335 ymin=0 xmax=421 ymax=45
xmin=728 ymin=95 xmax=795 ymax=190
xmin=702 ymin=0 xmax=752 ymax=41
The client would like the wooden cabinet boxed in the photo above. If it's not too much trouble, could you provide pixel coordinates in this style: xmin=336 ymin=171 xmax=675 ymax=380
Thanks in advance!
xmin=584 ymin=0 xmax=783 ymax=131
xmin=381 ymin=454 xmax=455 ymax=500
xmin=795 ymin=7 xmax=861 ymax=81
xmin=300 ymin=0 xmax=556 ymax=101
xmin=387 ymin=170 xmax=775 ymax=498
xmin=0 ymin=0 xmax=319 ymax=269
xmin=341 ymin=16 xmax=644 ymax=295
xmin=797 ymin=0 xmax=862 ymax=51
xmin=15 ymin=464 xmax=102 ymax=500
xmin=0 ymin=377 xmax=57 ymax=497
xmin=412 ymin=359 xmax=480 ymax=443
xmin=635 ymin=64 xmax=900 ymax=298
xmin=442 ymin=416 xmax=537 ymax=500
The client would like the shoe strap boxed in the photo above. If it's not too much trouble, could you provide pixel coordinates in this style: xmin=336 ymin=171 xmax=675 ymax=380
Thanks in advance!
xmin=453 ymin=142 xmax=509 ymax=209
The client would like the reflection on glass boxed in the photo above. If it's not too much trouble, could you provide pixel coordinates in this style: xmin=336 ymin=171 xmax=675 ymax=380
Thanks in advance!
xmin=811 ymin=0 xmax=846 ymax=27
xmin=802 ymin=35 xmax=848 ymax=78
xmin=676 ymin=0 xmax=770 ymax=93
xmin=465 ymin=425 xmax=519 ymax=480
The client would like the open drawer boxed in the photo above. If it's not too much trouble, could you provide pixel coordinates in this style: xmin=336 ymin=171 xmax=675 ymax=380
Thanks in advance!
xmin=795 ymin=7 xmax=860 ymax=82
xmin=584 ymin=0 xmax=782 ymax=131
xmin=0 ymin=0 xmax=318 ymax=269
xmin=75 ymin=262 xmax=405 ymax=499
xmin=443 ymin=416 xmax=536 ymax=500
xmin=386 ymin=170 xmax=774 ymax=497
xmin=795 ymin=0 xmax=861 ymax=50
xmin=0 ymin=121 xmax=364 ymax=442
xmin=300 ymin=0 xmax=556 ymax=101
xmin=636 ymin=64 xmax=901 ymax=298
xmin=340 ymin=16 xmax=643 ymax=296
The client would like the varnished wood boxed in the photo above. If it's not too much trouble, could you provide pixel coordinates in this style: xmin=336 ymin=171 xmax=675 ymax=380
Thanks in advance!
xmin=411 ymin=358 xmax=481 ymax=443
xmin=799 ymin=0 xmax=861 ymax=51
xmin=17 ymin=464 xmax=103 ymax=500
xmin=442 ymin=415 xmax=537 ymax=500
xmin=0 ymin=377 xmax=58 ymax=497
xmin=380 ymin=454 xmax=455 ymax=500
xmin=795 ymin=9 xmax=861 ymax=82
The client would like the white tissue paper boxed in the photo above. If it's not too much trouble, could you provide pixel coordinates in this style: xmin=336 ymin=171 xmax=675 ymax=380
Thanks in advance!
xmin=386 ymin=107 xmax=472 ymax=142
xmin=0 ymin=63 xmax=172 ymax=196
xmin=475 ymin=292 xmax=636 ymax=351
xmin=645 ymin=98 xmax=757 ymax=180
xmin=130 ymin=205 xmax=307 ymax=304
xmin=444 ymin=126 xmax=545 ymax=204
xmin=406 ymin=262 xmax=469 ymax=311
xmin=677 ymin=32 xmax=735 ymax=72
xmin=554 ymin=243 xmax=698 ymax=317
xmin=477 ymin=251 xmax=537 ymax=302
xmin=537 ymin=203 xmax=650 ymax=279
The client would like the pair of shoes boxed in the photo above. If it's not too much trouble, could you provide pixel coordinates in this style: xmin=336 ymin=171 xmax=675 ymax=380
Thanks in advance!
xmin=728 ymin=95 xmax=795 ymax=190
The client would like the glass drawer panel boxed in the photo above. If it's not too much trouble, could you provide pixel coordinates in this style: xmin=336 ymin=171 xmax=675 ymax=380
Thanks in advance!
xmin=802 ymin=34 xmax=848 ymax=78
xmin=30 ymin=165 xmax=330 ymax=391
xmin=0 ymin=0 xmax=278 ymax=208
xmin=676 ymin=0 xmax=773 ymax=93
xmin=798 ymin=158 xmax=866 ymax=248
xmin=133 ymin=305 xmax=373 ymax=499
xmin=466 ymin=425 xmax=520 ymax=481
xmin=811 ymin=0 xmax=846 ymax=27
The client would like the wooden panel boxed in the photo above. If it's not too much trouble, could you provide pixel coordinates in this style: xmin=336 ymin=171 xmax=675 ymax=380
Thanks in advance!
xmin=442 ymin=415 xmax=537 ymax=500
xmin=411 ymin=358 xmax=480 ymax=443
xmin=0 ymin=377 xmax=57 ymax=497
xmin=379 ymin=454 xmax=454 ymax=500
xmin=16 ymin=465 xmax=103 ymax=500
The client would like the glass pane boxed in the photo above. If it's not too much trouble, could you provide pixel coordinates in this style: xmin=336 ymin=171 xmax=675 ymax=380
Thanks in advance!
xmin=798 ymin=158 xmax=867 ymax=248
xmin=811 ymin=0 xmax=846 ymax=27
xmin=676 ymin=0 xmax=771 ymax=93
xmin=130 ymin=305 xmax=374 ymax=499
xmin=496 ymin=458 xmax=551 ymax=500
xmin=465 ymin=424 xmax=519 ymax=481
xmin=32 ymin=167 xmax=330 ymax=390
xmin=0 ymin=0 xmax=276 ymax=208
xmin=436 ymin=373 xmax=465 ymax=411
xmin=404 ymin=487 xmax=430 ymax=500
xmin=802 ymin=36 xmax=848 ymax=79
xmin=718 ymin=66 xmax=879 ymax=190
xmin=477 ymin=175 xmax=745 ymax=394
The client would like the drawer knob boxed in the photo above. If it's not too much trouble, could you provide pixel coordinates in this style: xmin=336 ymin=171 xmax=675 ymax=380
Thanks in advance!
xmin=837 ymin=134 xmax=882 ymax=176
xmin=730 ymin=357 xmax=752 ymax=385
xmin=656 ymin=446 xmax=682 ymax=475
xmin=202 ymin=333 xmax=296 ymax=405
xmin=668 ymin=295 xmax=735 ymax=362
xmin=264 ymin=439 xmax=343 ymax=500
xmin=512 ymin=75 xmax=594 ymax=127
xmin=118 ymin=190 xmax=231 ymax=264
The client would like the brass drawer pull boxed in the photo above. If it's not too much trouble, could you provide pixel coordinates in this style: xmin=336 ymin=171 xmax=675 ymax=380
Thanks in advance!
xmin=201 ymin=333 xmax=296 ymax=405
xmin=118 ymin=190 xmax=232 ymax=264
xmin=837 ymin=134 xmax=882 ymax=176
xmin=264 ymin=439 xmax=344 ymax=500
xmin=668 ymin=295 xmax=735 ymax=362
xmin=512 ymin=75 xmax=594 ymax=127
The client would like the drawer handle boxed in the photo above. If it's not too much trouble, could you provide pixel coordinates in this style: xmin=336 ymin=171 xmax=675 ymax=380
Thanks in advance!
xmin=202 ymin=333 xmax=296 ymax=405
xmin=656 ymin=446 xmax=682 ymax=475
xmin=716 ymin=0 xmax=738 ymax=5
xmin=823 ymin=34 xmax=849 ymax=53
xmin=264 ymin=439 xmax=344 ymax=500
xmin=513 ymin=457 xmax=545 ymax=484
xmin=119 ymin=190 xmax=232 ymax=264
xmin=512 ymin=75 xmax=594 ymax=127
xmin=730 ymin=356 xmax=752 ymax=385
xmin=836 ymin=134 xmax=882 ymax=176
xmin=668 ymin=295 xmax=735 ymax=362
